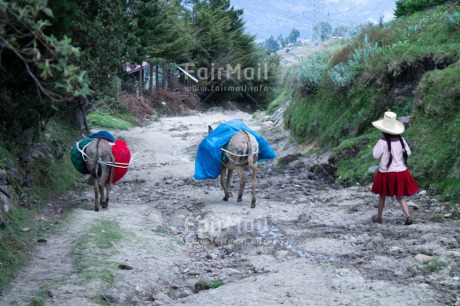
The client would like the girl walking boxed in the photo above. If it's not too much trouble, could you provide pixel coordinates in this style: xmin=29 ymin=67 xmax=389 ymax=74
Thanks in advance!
xmin=371 ymin=111 xmax=420 ymax=225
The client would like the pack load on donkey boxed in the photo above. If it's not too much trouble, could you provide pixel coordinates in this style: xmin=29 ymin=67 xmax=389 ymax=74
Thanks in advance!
xmin=71 ymin=131 xmax=133 ymax=211
xmin=70 ymin=131 xmax=132 ymax=183
xmin=194 ymin=119 xmax=276 ymax=180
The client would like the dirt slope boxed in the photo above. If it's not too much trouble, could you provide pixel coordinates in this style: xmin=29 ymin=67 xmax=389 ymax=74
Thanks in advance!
xmin=1 ymin=110 xmax=458 ymax=306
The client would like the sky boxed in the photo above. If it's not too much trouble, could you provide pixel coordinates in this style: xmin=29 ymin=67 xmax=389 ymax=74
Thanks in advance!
xmin=230 ymin=0 xmax=397 ymax=41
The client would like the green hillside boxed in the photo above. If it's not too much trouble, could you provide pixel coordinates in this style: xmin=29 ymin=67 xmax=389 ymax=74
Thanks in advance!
xmin=278 ymin=3 xmax=460 ymax=202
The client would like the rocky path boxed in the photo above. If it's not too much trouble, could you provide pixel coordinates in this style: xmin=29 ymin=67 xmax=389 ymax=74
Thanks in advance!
xmin=1 ymin=110 xmax=459 ymax=306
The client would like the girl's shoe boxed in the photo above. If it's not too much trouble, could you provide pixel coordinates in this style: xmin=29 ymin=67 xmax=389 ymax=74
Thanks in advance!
xmin=404 ymin=216 xmax=413 ymax=225
xmin=372 ymin=215 xmax=382 ymax=224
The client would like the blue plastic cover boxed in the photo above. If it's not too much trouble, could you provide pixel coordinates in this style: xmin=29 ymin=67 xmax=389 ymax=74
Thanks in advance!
xmin=194 ymin=119 xmax=276 ymax=180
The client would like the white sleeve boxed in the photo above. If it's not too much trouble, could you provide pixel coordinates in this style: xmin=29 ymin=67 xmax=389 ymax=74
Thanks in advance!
xmin=403 ymin=138 xmax=411 ymax=156
xmin=373 ymin=140 xmax=385 ymax=159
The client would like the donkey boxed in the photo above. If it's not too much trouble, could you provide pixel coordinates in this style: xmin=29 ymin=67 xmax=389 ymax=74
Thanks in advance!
xmin=84 ymin=139 xmax=115 ymax=211
xmin=210 ymin=127 xmax=260 ymax=208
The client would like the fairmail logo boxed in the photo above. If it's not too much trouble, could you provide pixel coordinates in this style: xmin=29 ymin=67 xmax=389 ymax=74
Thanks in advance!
xmin=183 ymin=63 xmax=269 ymax=81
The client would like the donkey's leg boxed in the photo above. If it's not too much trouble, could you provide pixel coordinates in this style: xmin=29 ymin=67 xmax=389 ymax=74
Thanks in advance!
xmin=235 ymin=167 xmax=246 ymax=203
xmin=101 ymin=167 xmax=112 ymax=209
xmin=220 ymin=166 xmax=229 ymax=201
xmin=98 ymin=178 xmax=106 ymax=209
xmin=104 ymin=184 xmax=111 ymax=209
xmin=226 ymin=168 xmax=233 ymax=198
xmin=103 ymin=178 xmax=111 ymax=209
xmin=93 ymin=179 xmax=100 ymax=212
xmin=250 ymin=167 xmax=257 ymax=208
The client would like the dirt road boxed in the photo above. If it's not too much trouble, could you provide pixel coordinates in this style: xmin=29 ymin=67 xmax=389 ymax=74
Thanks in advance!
xmin=1 ymin=110 xmax=459 ymax=305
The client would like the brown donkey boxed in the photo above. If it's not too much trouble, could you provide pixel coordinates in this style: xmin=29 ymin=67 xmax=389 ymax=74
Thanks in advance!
xmin=84 ymin=139 xmax=115 ymax=211
xmin=210 ymin=127 xmax=259 ymax=208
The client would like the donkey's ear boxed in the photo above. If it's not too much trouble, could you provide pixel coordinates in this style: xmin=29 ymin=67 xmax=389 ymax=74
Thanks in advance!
xmin=208 ymin=126 xmax=213 ymax=134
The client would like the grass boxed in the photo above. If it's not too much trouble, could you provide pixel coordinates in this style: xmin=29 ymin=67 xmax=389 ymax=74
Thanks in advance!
xmin=71 ymin=220 xmax=128 ymax=286
xmin=15 ymin=219 xmax=133 ymax=304
xmin=207 ymin=279 xmax=224 ymax=289
xmin=332 ymin=130 xmax=381 ymax=187
xmin=0 ymin=205 xmax=41 ymax=292
xmin=406 ymin=61 xmax=460 ymax=202
xmin=154 ymin=225 xmax=168 ymax=234
xmin=266 ymin=88 xmax=290 ymax=115
xmin=430 ymin=213 xmax=445 ymax=222
xmin=422 ymin=258 xmax=449 ymax=274
xmin=202 ymin=279 xmax=224 ymax=289
xmin=0 ymin=118 xmax=86 ymax=293
xmin=87 ymin=111 xmax=135 ymax=130
xmin=28 ymin=296 xmax=45 ymax=306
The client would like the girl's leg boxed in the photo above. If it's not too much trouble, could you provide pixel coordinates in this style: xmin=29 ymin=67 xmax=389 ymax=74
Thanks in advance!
xmin=373 ymin=196 xmax=385 ymax=223
xmin=397 ymin=197 xmax=411 ymax=218
xmin=397 ymin=197 xmax=413 ymax=225
xmin=377 ymin=196 xmax=385 ymax=219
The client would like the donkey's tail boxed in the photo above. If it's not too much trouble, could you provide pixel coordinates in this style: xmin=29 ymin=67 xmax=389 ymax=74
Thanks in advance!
xmin=92 ymin=139 xmax=102 ymax=179
xmin=243 ymin=130 xmax=259 ymax=173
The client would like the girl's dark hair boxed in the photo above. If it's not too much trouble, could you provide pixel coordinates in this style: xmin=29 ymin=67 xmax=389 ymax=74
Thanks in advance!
xmin=383 ymin=133 xmax=408 ymax=169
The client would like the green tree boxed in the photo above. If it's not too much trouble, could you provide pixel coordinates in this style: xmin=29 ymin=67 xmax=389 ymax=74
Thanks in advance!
xmin=265 ymin=35 xmax=280 ymax=53
xmin=313 ymin=21 xmax=332 ymax=42
xmin=130 ymin=0 xmax=193 ymax=93
xmin=190 ymin=0 xmax=274 ymax=105
xmin=0 ymin=0 xmax=90 ymax=137
xmin=333 ymin=24 xmax=352 ymax=37
xmin=277 ymin=34 xmax=286 ymax=48
xmin=63 ymin=0 xmax=130 ymax=102
xmin=288 ymin=28 xmax=300 ymax=44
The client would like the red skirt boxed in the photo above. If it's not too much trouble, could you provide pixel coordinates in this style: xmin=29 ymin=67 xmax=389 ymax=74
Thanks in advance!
xmin=371 ymin=169 xmax=420 ymax=198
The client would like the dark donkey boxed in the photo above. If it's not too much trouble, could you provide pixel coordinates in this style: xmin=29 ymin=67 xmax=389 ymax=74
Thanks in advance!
xmin=209 ymin=127 xmax=260 ymax=208
xmin=84 ymin=139 xmax=115 ymax=211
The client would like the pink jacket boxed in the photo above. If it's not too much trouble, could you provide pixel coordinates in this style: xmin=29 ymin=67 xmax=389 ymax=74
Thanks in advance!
xmin=373 ymin=137 xmax=411 ymax=173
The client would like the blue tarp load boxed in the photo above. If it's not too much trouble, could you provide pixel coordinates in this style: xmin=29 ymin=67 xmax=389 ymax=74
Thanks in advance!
xmin=194 ymin=119 xmax=276 ymax=180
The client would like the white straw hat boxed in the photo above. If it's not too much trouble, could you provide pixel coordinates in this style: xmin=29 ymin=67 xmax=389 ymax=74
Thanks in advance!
xmin=372 ymin=111 xmax=405 ymax=135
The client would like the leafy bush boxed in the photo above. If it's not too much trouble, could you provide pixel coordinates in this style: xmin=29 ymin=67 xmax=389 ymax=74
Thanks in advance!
xmin=328 ymin=36 xmax=379 ymax=88
xmin=327 ymin=63 xmax=359 ymax=88
xmin=394 ymin=0 xmax=452 ymax=17
xmin=298 ymin=51 xmax=330 ymax=94
xmin=444 ymin=10 xmax=460 ymax=30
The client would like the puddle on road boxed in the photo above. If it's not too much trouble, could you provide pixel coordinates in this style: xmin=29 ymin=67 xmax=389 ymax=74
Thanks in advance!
xmin=184 ymin=219 xmax=340 ymax=262
xmin=257 ymin=222 xmax=340 ymax=261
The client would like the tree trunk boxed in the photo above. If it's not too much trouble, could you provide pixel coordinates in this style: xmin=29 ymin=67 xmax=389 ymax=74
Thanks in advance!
xmin=149 ymin=63 xmax=153 ymax=94
xmin=139 ymin=68 xmax=143 ymax=97
xmin=79 ymin=100 xmax=91 ymax=133
xmin=36 ymin=113 xmax=42 ymax=139
xmin=161 ymin=65 xmax=167 ymax=88
xmin=155 ymin=64 xmax=159 ymax=92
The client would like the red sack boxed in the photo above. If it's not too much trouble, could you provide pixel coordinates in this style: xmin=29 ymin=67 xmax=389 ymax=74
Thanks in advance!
xmin=108 ymin=139 xmax=131 ymax=184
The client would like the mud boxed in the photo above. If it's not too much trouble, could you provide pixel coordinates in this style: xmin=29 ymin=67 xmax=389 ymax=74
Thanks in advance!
xmin=0 ymin=110 xmax=459 ymax=306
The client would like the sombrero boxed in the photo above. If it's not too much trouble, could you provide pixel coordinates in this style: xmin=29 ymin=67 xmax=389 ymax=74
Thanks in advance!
xmin=372 ymin=111 xmax=405 ymax=135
